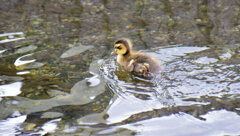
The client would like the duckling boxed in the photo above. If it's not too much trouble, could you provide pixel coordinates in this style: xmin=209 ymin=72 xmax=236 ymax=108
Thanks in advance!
xmin=111 ymin=38 xmax=163 ymax=77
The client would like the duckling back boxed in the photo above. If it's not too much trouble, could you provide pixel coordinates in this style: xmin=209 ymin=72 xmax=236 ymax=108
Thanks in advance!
xmin=129 ymin=52 xmax=163 ymax=74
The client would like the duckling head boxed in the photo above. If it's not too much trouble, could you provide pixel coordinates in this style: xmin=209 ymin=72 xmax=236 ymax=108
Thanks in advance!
xmin=111 ymin=38 xmax=132 ymax=56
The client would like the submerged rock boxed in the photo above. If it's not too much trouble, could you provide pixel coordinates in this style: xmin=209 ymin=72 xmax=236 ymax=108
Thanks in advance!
xmin=60 ymin=44 xmax=93 ymax=58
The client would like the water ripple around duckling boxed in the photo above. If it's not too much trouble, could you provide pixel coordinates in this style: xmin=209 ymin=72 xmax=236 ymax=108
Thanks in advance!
xmin=100 ymin=57 xmax=171 ymax=105
xmin=98 ymin=45 xmax=240 ymax=127
xmin=99 ymin=46 xmax=211 ymax=107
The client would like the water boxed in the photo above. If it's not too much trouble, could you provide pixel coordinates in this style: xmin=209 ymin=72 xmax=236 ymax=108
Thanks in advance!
xmin=97 ymin=45 xmax=240 ymax=135
xmin=0 ymin=1 xmax=240 ymax=135
xmin=0 ymin=33 xmax=240 ymax=136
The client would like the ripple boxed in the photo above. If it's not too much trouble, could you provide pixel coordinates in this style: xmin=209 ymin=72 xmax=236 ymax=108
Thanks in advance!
xmin=0 ymin=115 xmax=26 ymax=136
xmin=0 ymin=32 xmax=25 ymax=44
xmin=120 ymin=110 xmax=240 ymax=136
xmin=99 ymin=45 xmax=240 ymax=113
xmin=14 ymin=53 xmax=36 ymax=67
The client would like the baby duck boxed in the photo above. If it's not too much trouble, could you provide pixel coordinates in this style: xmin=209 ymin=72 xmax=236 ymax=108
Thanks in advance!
xmin=111 ymin=38 xmax=163 ymax=77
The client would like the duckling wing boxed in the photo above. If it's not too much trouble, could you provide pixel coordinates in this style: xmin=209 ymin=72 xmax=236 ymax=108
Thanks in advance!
xmin=130 ymin=53 xmax=162 ymax=73
xmin=126 ymin=59 xmax=135 ymax=72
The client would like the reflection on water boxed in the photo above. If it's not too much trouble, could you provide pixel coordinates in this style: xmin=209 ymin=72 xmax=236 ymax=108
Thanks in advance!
xmin=99 ymin=45 xmax=230 ymax=121
xmin=0 ymin=0 xmax=240 ymax=135
xmin=14 ymin=53 xmax=36 ymax=67
xmin=39 ymin=118 xmax=60 ymax=135
xmin=0 ymin=115 xmax=26 ymax=136
xmin=94 ymin=45 xmax=240 ymax=135
xmin=0 ymin=32 xmax=25 ymax=44
xmin=0 ymin=82 xmax=22 ymax=97
xmin=121 ymin=110 xmax=240 ymax=136
xmin=0 ymin=39 xmax=240 ymax=135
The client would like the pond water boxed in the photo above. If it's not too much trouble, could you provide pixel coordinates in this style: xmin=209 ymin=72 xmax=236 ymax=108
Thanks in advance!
xmin=0 ymin=0 xmax=240 ymax=136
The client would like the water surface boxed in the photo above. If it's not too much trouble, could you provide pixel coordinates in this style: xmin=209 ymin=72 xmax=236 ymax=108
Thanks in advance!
xmin=0 ymin=0 xmax=240 ymax=135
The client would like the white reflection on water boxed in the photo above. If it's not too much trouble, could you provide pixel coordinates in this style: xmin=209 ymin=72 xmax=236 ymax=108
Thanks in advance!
xmin=14 ymin=53 xmax=36 ymax=67
xmin=120 ymin=110 xmax=240 ymax=136
xmin=0 ymin=115 xmax=26 ymax=136
xmin=39 ymin=118 xmax=61 ymax=135
xmin=0 ymin=49 xmax=6 ymax=54
xmin=0 ymin=32 xmax=24 ymax=37
xmin=106 ymin=94 xmax=164 ymax=124
xmin=194 ymin=56 xmax=218 ymax=64
xmin=154 ymin=46 xmax=209 ymax=62
xmin=0 ymin=32 xmax=25 ymax=44
xmin=0 ymin=37 xmax=25 ymax=44
xmin=16 ymin=71 xmax=31 ymax=75
xmin=0 ymin=82 xmax=22 ymax=97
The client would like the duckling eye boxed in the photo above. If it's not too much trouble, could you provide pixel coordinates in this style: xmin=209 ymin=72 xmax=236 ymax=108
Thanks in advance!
xmin=115 ymin=46 xmax=122 ymax=49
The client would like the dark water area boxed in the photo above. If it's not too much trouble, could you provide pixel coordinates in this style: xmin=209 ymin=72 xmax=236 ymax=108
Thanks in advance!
xmin=0 ymin=0 xmax=240 ymax=135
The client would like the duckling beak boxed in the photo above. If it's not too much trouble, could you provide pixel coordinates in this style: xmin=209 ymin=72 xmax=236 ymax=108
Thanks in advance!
xmin=111 ymin=50 xmax=117 ymax=55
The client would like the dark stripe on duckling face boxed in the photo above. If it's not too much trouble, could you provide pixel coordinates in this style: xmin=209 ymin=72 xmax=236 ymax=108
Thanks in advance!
xmin=114 ymin=43 xmax=128 ymax=56
xmin=115 ymin=46 xmax=122 ymax=50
